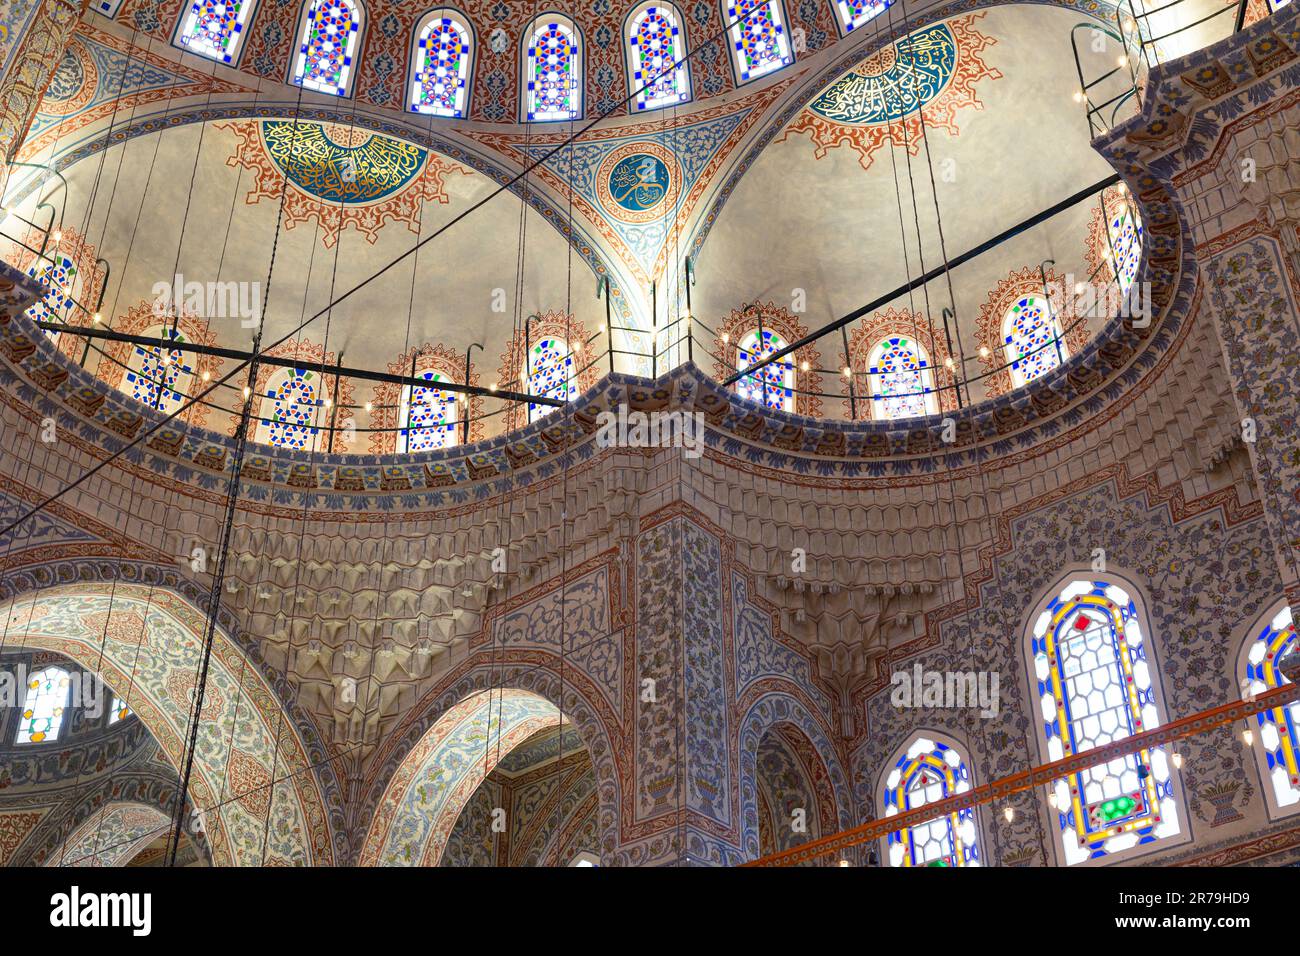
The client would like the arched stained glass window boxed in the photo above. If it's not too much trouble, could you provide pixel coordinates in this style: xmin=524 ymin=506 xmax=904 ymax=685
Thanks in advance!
xmin=834 ymin=0 xmax=890 ymax=33
xmin=292 ymin=0 xmax=362 ymax=97
xmin=883 ymin=736 xmax=980 ymax=867
xmin=16 ymin=666 xmax=71 ymax=744
xmin=1106 ymin=206 xmax=1143 ymax=295
xmin=626 ymin=3 xmax=690 ymax=111
xmin=261 ymin=368 xmax=321 ymax=450
xmin=409 ymin=11 xmax=471 ymax=117
xmin=525 ymin=16 xmax=582 ymax=121
xmin=866 ymin=335 xmax=938 ymax=421
xmin=1003 ymin=293 xmax=1066 ymax=388
xmin=1243 ymin=604 xmax=1299 ymax=812
xmin=1030 ymin=578 xmax=1181 ymax=864
xmin=526 ymin=337 xmax=575 ymax=423
xmin=109 ymin=693 xmax=132 ymax=724
xmin=125 ymin=327 xmax=193 ymax=414
xmin=177 ymin=0 xmax=258 ymax=64
xmin=735 ymin=329 xmax=794 ymax=412
xmin=725 ymin=0 xmax=792 ymax=83
xmin=25 ymin=255 xmax=79 ymax=342
xmin=399 ymin=369 xmax=459 ymax=452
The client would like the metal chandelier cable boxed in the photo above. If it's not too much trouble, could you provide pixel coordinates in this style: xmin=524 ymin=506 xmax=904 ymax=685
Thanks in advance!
xmin=0 ymin=0 xmax=807 ymax=547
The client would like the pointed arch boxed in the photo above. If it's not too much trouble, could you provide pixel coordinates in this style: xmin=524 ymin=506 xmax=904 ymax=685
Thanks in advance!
xmin=5 ymin=226 xmax=104 ymax=363
xmin=833 ymin=0 xmax=890 ymax=34
xmin=877 ymin=731 xmax=983 ymax=867
xmin=975 ymin=266 xmax=1088 ymax=398
xmin=408 ymin=8 xmax=473 ymax=117
xmin=844 ymin=309 xmax=955 ymax=420
xmin=495 ymin=313 xmax=596 ymax=432
xmin=522 ymin=13 xmax=582 ymax=122
xmin=1022 ymin=569 xmax=1186 ymax=864
xmin=0 ymin=583 xmax=338 ymax=865
xmin=624 ymin=2 xmax=691 ymax=111
xmin=1237 ymin=600 xmax=1300 ymax=818
xmin=47 ymin=803 xmax=173 ymax=867
xmin=712 ymin=302 xmax=823 ymax=417
xmin=1085 ymin=186 xmax=1144 ymax=297
xmin=367 ymin=344 xmax=484 ymax=454
xmin=174 ymin=0 xmax=260 ymax=65
xmin=865 ymin=335 xmax=941 ymax=421
xmin=290 ymin=0 xmax=365 ymax=97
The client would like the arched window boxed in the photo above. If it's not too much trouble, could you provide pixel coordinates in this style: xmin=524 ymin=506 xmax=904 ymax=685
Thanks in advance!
xmin=399 ymin=369 xmax=459 ymax=452
xmin=882 ymin=736 xmax=981 ymax=867
xmin=570 ymin=851 xmax=600 ymax=866
xmin=524 ymin=15 xmax=582 ymax=121
xmin=1106 ymin=204 xmax=1143 ymax=295
xmin=1241 ymin=603 xmax=1299 ymax=814
xmin=526 ymin=337 xmax=575 ymax=422
xmin=735 ymin=328 xmax=794 ymax=412
xmin=257 ymin=367 xmax=322 ymax=450
xmin=24 ymin=254 xmax=80 ymax=342
xmin=291 ymin=0 xmax=363 ymax=97
xmin=109 ymin=693 xmax=133 ymax=724
xmin=176 ymin=0 xmax=259 ymax=64
xmin=724 ymin=0 xmax=792 ymax=83
xmin=124 ymin=326 xmax=194 ymax=414
xmin=866 ymin=335 xmax=939 ymax=421
xmin=626 ymin=3 xmax=690 ymax=111
xmin=409 ymin=10 xmax=472 ymax=117
xmin=1029 ymin=577 xmax=1181 ymax=864
xmin=834 ymin=0 xmax=890 ymax=33
xmin=1003 ymin=293 xmax=1067 ymax=388
xmin=16 ymin=666 xmax=71 ymax=744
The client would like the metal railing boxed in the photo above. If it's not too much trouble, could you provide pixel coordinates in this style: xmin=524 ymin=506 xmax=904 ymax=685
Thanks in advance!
xmin=0 ymin=164 xmax=1150 ymax=455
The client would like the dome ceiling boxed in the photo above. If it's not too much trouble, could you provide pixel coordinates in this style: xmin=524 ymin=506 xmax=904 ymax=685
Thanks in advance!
xmin=2 ymin=0 xmax=1141 ymax=451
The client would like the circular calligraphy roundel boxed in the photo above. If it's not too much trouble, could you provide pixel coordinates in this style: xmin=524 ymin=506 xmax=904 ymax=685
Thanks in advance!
xmin=596 ymin=142 xmax=681 ymax=224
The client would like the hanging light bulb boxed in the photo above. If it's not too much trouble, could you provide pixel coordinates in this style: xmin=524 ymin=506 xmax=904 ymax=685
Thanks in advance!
xmin=201 ymin=370 xmax=211 ymax=382
xmin=92 ymin=312 xmax=102 ymax=324
xmin=489 ymin=382 xmax=498 ymax=392
xmin=52 ymin=229 xmax=62 ymax=243
xmin=1242 ymin=727 xmax=1255 ymax=746
xmin=979 ymin=346 xmax=990 ymax=358
xmin=364 ymin=401 xmax=373 ymax=413
xmin=599 ymin=323 xmax=607 ymax=334
xmin=800 ymin=361 xmax=810 ymax=372
xmin=721 ymin=332 xmax=729 ymax=344
xmin=1117 ymin=54 xmax=1127 ymax=67
xmin=841 ymin=366 xmax=852 ymax=378
xmin=242 ymin=385 xmax=251 ymax=399
xmin=1003 ymin=806 xmax=1015 ymax=823
xmin=1073 ymin=90 xmax=1084 ymax=103
xmin=323 ymin=397 xmax=332 ymax=409
xmin=943 ymin=357 xmax=954 ymax=369
xmin=838 ymin=859 xmax=850 ymax=868
xmin=1171 ymin=751 xmax=1183 ymax=769
xmin=1047 ymin=791 xmax=1059 ymax=809
xmin=1117 ymin=181 xmax=1128 ymax=194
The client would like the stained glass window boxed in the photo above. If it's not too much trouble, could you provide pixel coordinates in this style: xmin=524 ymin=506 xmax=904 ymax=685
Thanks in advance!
xmin=1243 ymin=604 xmax=1299 ymax=811
xmin=525 ymin=16 xmax=582 ymax=121
xmin=1031 ymin=579 xmax=1180 ymax=864
xmin=735 ymin=329 xmax=794 ymax=412
xmin=16 ymin=666 xmax=71 ymax=744
xmin=25 ymin=255 xmax=79 ymax=342
xmin=399 ymin=370 xmax=459 ymax=452
xmin=883 ymin=737 xmax=980 ymax=867
xmin=527 ymin=337 xmax=575 ymax=423
xmin=109 ymin=693 xmax=132 ymax=724
xmin=261 ymin=368 xmax=321 ymax=450
xmin=1106 ymin=205 xmax=1143 ymax=295
xmin=292 ymin=0 xmax=362 ymax=97
xmin=725 ymin=0 xmax=792 ymax=83
xmin=125 ymin=327 xmax=193 ymax=414
xmin=410 ymin=12 xmax=471 ymax=117
xmin=1003 ymin=293 xmax=1066 ymax=388
xmin=627 ymin=3 xmax=690 ymax=111
xmin=834 ymin=0 xmax=890 ymax=32
xmin=866 ymin=336 xmax=938 ymax=421
xmin=177 ymin=0 xmax=257 ymax=64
